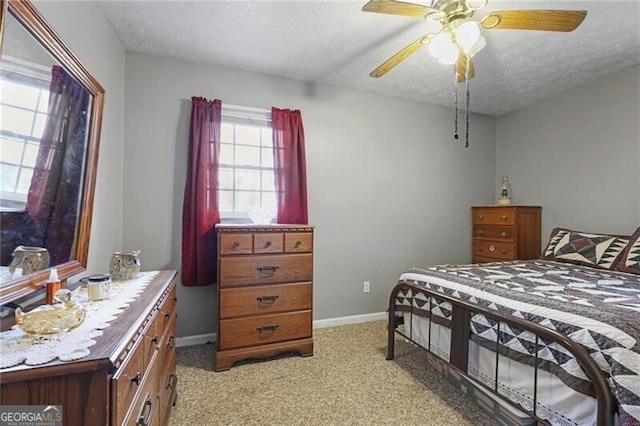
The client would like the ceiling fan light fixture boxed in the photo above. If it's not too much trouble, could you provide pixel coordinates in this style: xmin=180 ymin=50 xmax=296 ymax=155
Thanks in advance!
xmin=455 ymin=21 xmax=480 ymax=47
xmin=428 ymin=32 xmax=459 ymax=65
xmin=465 ymin=0 xmax=487 ymax=11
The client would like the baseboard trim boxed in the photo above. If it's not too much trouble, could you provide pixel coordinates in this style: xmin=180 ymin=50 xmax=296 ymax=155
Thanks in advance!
xmin=176 ymin=333 xmax=216 ymax=348
xmin=313 ymin=312 xmax=386 ymax=329
xmin=175 ymin=312 xmax=387 ymax=347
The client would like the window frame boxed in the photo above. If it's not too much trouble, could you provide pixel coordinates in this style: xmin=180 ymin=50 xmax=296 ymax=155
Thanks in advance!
xmin=218 ymin=104 xmax=275 ymax=224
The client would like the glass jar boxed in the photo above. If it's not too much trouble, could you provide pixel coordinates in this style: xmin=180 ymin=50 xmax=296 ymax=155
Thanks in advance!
xmin=87 ymin=273 xmax=111 ymax=301
xmin=498 ymin=176 xmax=512 ymax=205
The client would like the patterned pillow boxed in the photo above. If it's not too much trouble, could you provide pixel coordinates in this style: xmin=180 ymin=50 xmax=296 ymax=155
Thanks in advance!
xmin=615 ymin=227 xmax=640 ymax=274
xmin=542 ymin=227 xmax=629 ymax=270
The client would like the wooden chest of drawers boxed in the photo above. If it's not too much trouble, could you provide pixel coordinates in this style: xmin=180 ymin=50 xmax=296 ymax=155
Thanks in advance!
xmin=472 ymin=206 xmax=542 ymax=263
xmin=0 ymin=271 xmax=178 ymax=426
xmin=215 ymin=224 xmax=314 ymax=371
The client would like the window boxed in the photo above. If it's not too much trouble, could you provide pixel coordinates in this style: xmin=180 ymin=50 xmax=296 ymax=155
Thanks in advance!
xmin=219 ymin=105 xmax=276 ymax=221
xmin=0 ymin=58 xmax=51 ymax=209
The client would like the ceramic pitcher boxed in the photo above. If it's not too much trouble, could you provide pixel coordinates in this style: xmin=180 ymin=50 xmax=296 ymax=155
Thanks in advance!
xmin=110 ymin=250 xmax=141 ymax=281
xmin=8 ymin=246 xmax=50 ymax=275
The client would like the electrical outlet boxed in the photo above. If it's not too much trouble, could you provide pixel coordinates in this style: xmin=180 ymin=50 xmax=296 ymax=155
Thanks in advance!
xmin=363 ymin=281 xmax=370 ymax=293
xmin=461 ymin=384 xmax=467 ymax=394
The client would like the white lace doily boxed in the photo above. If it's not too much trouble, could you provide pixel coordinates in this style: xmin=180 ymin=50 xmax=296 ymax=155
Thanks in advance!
xmin=0 ymin=271 xmax=160 ymax=370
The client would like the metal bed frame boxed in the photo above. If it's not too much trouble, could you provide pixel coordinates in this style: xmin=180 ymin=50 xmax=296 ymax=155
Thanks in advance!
xmin=387 ymin=280 xmax=616 ymax=426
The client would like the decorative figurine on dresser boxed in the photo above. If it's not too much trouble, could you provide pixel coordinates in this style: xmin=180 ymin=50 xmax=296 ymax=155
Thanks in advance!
xmin=215 ymin=224 xmax=314 ymax=371
xmin=471 ymin=205 xmax=542 ymax=263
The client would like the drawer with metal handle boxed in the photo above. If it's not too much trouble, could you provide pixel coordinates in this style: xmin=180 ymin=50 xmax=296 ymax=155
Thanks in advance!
xmin=219 ymin=253 xmax=312 ymax=287
xmin=472 ymin=240 xmax=515 ymax=260
xmin=220 ymin=282 xmax=312 ymax=318
xmin=219 ymin=310 xmax=312 ymax=350
xmin=473 ymin=225 xmax=516 ymax=242
xmin=473 ymin=208 xmax=516 ymax=225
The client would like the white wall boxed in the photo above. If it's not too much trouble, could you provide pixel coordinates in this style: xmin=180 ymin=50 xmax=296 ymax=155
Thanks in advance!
xmin=123 ymin=52 xmax=496 ymax=337
xmin=33 ymin=1 xmax=126 ymax=274
xmin=496 ymin=65 xmax=640 ymax=241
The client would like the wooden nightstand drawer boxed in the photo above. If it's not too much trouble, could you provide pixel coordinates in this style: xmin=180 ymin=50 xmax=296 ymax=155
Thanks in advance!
xmin=254 ymin=233 xmax=284 ymax=254
xmin=285 ymin=232 xmax=313 ymax=252
xmin=473 ymin=240 xmax=515 ymax=260
xmin=473 ymin=208 xmax=515 ymax=226
xmin=219 ymin=233 xmax=253 ymax=255
xmin=219 ymin=253 xmax=313 ymax=287
xmin=219 ymin=310 xmax=312 ymax=350
xmin=473 ymin=226 xmax=515 ymax=242
xmin=112 ymin=340 xmax=146 ymax=425
xmin=220 ymin=282 xmax=312 ymax=318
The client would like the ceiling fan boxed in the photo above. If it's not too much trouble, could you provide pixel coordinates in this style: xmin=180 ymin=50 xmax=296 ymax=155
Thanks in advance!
xmin=363 ymin=0 xmax=588 ymax=83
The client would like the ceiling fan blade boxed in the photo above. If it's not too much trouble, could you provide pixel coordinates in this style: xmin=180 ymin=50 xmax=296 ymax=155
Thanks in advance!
xmin=481 ymin=10 xmax=587 ymax=32
xmin=370 ymin=35 xmax=432 ymax=78
xmin=362 ymin=0 xmax=437 ymax=19
xmin=455 ymin=51 xmax=475 ymax=83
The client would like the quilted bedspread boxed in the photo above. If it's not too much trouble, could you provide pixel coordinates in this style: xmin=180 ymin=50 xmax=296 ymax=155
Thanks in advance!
xmin=396 ymin=260 xmax=640 ymax=426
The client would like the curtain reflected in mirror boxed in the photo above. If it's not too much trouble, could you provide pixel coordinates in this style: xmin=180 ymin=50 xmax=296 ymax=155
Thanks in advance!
xmin=0 ymin=0 xmax=104 ymax=297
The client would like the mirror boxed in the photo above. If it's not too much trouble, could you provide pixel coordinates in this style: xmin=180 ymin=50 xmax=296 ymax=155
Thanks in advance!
xmin=0 ymin=0 xmax=104 ymax=304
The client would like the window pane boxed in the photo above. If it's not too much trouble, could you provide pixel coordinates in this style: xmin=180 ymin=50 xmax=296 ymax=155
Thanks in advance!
xmin=218 ymin=167 xmax=233 ymax=190
xmin=1 ymin=137 xmax=24 ymax=165
xmin=235 ymin=191 xmax=260 ymax=212
xmin=2 ymin=106 xmax=35 ymax=135
xmin=262 ymin=170 xmax=275 ymax=191
xmin=261 ymin=128 xmax=273 ymax=147
xmin=1 ymin=80 xmax=39 ymax=110
xmin=219 ymin=190 xmax=234 ymax=212
xmin=262 ymin=191 xmax=277 ymax=212
xmin=37 ymin=91 xmax=50 ymax=113
xmin=23 ymin=142 xmax=39 ymax=168
xmin=235 ymin=169 xmax=260 ymax=191
xmin=261 ymin=147 xmax=274 ymax=168
xmin=221 ymin=123 xmax=234 ymax=144
xmin=0 ymin=163 xmax=19 ymax=192
xmin=16 ymin=168 xmax=33 ymax=194
xmin=219 ymin=143 xmax=233 ymax=166
xmin=32 ymin=112 xmax=48 ymax=139
xmin=235 ymin=125 xmax=260 ymax=146
xmin=235 ymin=145 xmax=260 ymax=167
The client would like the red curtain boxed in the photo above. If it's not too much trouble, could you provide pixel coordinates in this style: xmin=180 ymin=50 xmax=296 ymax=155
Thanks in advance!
xmin=272 ymin=107 xmax=308 ymax=224
xmin=181 ymin=97 xmax=221 ymax=286
xmin=23 ymin=65 xmax=90 ymax=265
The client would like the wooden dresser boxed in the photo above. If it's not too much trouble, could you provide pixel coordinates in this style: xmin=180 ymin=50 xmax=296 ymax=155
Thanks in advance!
xmin=472 ymin=206 xmax=542 ymax=263
xmin=215 ymin=224 xmax=314 ymax=371
xmin=0 ymin=270 xmax=178 ymax=426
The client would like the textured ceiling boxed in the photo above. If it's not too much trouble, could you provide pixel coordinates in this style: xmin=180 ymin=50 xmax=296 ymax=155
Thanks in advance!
xmin=99 ymin=0 xmax=640 ymax=116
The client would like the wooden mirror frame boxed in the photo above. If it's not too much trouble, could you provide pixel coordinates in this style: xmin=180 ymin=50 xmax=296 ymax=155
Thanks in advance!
xmin=0 ymin=0 xmax=105 ymax=305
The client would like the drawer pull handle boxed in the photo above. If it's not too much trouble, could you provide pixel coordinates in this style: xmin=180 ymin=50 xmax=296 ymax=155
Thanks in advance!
xmin=167 ymin=373 xmax=178 ymax=390
xmin=264 ymin=241 xmax=272 ymax=248
xmin=257 ymin=324 xmax=279 ymax=333
xmin=295 ymin=240 xmax=302 ymax=248
xmin=151 ymin=335 xmax=160 ymax=345
xmin=257 ymin=265 xmax=279 ymax=274
xmin=232 ymin=241 xmax=240 ymax=249
xmin=168 ymin=335 xmax=175 ymax=348
xmin=131 ymin=372 xmax=142 ymax=385
xmin=489 ymin=245 xmax=496 ymax=252
xmin=476 ymin=230 xmax=483 ymax=236
xmin=136 ymin=394 xmax=153 ymax=426
xmin=501 ymin=215 xmax=508 ymax=220
xmin=173 ymin=296 xmax=178 ymax=302
xmin=501 ymin=232 xmax=507 ymax=238
xmin=257 ymin=295 xmax=279 ymax=303
xmin=478 ymin=215 xmax=484 ymax=220
xmin=164 ymin=310 xmax=172 ymax=319
xmin=476 ymin=246 xmax=483 ymax=252
xmin=501 ymin=249 xmax=508 ymax=255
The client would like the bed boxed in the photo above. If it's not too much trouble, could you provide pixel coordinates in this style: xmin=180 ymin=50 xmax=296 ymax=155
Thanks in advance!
xmin=387 ymin=227 xmax=640 ymax=426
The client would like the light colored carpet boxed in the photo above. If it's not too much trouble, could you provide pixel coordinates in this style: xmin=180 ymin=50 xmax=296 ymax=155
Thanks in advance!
xmin=169 ymin=320 xmax=496 ymax=426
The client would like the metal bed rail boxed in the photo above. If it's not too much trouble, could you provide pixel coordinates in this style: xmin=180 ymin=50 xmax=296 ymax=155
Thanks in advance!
xmin=387 ymin=280 xmax=616 ymax=426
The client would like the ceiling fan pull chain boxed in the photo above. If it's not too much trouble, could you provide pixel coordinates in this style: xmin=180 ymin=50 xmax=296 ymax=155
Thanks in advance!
xmin=453 ymin=73 xmax=459 ymax=140
xmin=464 ymin=60 xmax=471 ymax=149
